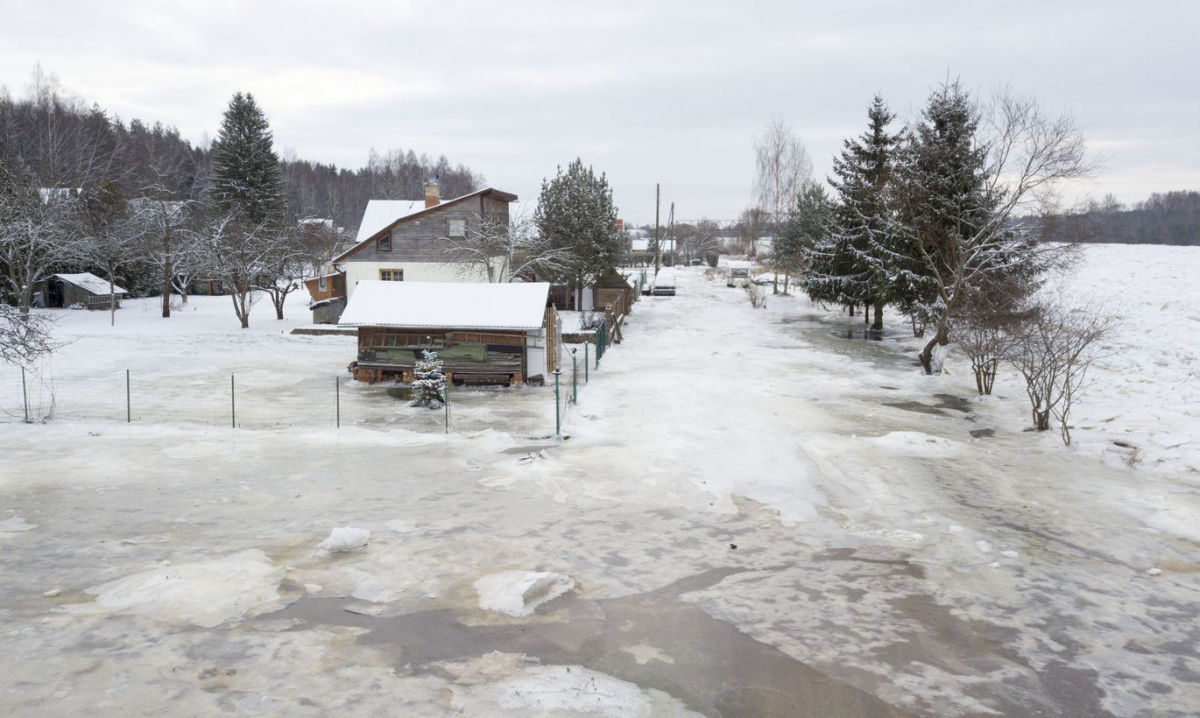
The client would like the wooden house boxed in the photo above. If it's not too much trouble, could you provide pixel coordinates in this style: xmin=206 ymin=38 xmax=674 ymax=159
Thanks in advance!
xmin=338 ymin=281 xmax=560 ymax=386
xmin=331 ymin=182 xmax=519 ymax=300
xmin=33 ymin=273 xmax=128 ymax=309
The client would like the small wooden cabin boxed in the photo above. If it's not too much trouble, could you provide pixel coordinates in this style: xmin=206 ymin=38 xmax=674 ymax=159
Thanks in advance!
xmin=339 ymin=281 xmax=560 ymax=386
xmin=35 ymin=273 xmax=128 ymax=309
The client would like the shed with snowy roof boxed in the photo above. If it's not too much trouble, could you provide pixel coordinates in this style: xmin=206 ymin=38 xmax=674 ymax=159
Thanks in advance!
xmin=34 ymin=272 xmax=129 ymax=310
xmin=339 ymin=281 xmax=560 ymax=386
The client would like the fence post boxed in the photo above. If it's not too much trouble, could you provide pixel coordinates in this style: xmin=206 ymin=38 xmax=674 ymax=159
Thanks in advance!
xmin=584 ymin=343 xmax=589 ymax=384
xmin=230 ymin=373 xmax=236 ymax=429
xmin=443 ymin=379 xmax=449 ymax=434
xmin=554 ymin=370 xmax=561 ymax=436
xmin=126 ymin=369 xmax=131 ymax=423
xmin=572 ymin=351 xmax=578 ymax=404
xmin=21 ymin=366 xmax=29 ymax=423
xmin=335 ymin=376 xmax=340 ymax=428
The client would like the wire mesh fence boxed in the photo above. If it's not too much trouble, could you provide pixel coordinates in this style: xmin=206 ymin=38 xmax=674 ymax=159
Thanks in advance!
xmin=0 ymin=347 xmax=611 ymax=438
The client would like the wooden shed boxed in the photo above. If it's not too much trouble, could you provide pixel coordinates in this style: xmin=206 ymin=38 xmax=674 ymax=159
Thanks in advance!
xmin=35 ymin=273 xmax=129 ymax=309
xmin=339 ymin=281 xmax=561 ymax=386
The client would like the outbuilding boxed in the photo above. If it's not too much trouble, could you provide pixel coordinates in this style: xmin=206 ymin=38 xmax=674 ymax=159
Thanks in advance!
xmin=34 ymin=272 xmax=129 ymax=309
xmin=339 ymin=281 xmax=561 ymax=386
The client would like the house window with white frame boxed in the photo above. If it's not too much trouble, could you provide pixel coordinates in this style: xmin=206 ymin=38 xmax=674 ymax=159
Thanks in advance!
xmin=448 ymin=218 xmax=466 ymax=238
xmin=379 ymin=269 xmax=404 ymax=281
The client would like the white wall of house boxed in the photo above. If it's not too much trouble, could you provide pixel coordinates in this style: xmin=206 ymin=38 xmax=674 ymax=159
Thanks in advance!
xmin=342 ymin=261 xmax=493 ymax=299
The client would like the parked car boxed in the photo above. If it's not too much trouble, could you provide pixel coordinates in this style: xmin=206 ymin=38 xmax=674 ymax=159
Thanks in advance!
xmin=652 ymin=268 xmax=677 ymax=296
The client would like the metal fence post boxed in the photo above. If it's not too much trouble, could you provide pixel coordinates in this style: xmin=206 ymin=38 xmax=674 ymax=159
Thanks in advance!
xmin=21 ymin=366 xmax=29 ymax=423
xmin=443 ymin=379 xmax=449 ymax=434
xmin=126 ymin=369 xmax=131 ymax=423
xmin=335 ymin=376 xmax=340 ymax=428
xmin=584 ymin=343 xmax=589 ymax=384
xmin=230 ymin=373 xmax=236 ymax=428
xmin=554 ymin=370 xmax=561 ymax=436
xmin=572 ymin=352 xmax=578 ymax=404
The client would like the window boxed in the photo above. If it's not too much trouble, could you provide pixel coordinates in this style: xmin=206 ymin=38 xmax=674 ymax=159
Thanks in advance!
xmin=377 ymin=232 xmax=392 ymax=251
xmin=379 ymin=269 xmax=404 ymax=281
xmin=448 ymin=218 xmax=466 ymax=238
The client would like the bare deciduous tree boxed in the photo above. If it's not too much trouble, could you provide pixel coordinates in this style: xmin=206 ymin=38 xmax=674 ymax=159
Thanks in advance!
xmin=192 ymin=205 xmax=273 ymax=329
xmin=0 ymin=304 xmax=54 ymax=366
xmin=1009 ymin=300 xmax=1117 ymax=444
xmin=753 ymin=118 xmax=813 ymax=293
xmin=441 ymin=207 xmax=574 ymax=282
xmin=0 ymin=182 xmax=78 ymax=314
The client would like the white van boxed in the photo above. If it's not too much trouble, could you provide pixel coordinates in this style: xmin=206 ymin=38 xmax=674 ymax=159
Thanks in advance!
xmin=652 ymin=268 xmax=677 ymax=296
xmin=726 ymin=261 xmax=751 ymax=288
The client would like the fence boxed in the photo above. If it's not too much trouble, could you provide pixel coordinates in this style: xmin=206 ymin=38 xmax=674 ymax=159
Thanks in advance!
xmin=1 ymin=332 xmax=615 ymax=438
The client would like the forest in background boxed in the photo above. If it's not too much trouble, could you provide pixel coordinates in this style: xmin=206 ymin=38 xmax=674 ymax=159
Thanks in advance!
xmin=0 ymin=67 xmax=482 ymax=238
xmin=1036 ymin=191 xmax=1200 ymax=246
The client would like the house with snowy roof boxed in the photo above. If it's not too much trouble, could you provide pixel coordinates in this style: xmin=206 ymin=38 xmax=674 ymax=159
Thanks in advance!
xmin=303 ymin=181 xmax=519 ymax=323
xmin=334 ymin=182 xmax=518 ymax=295
xmin=339 ymin=280 xmax=560 ymax=386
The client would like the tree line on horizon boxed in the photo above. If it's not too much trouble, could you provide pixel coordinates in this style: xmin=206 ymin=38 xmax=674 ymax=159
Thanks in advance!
xmin=0 ymin=66 xmax=482 ymax=239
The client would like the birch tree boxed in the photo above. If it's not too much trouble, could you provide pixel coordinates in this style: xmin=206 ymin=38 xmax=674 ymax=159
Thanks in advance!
xmin=753 ymin=119 xmax=812 ymax=293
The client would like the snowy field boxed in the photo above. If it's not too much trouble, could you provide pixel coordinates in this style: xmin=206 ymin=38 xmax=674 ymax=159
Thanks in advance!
xmin=0 ymin=295 xmax=560 ymax=436
xmin=2 ymin=245 xmax=1198 ymax=716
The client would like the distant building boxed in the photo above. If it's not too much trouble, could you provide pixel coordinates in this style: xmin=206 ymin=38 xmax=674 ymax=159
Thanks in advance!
xmin=33 ymin=272 xmax=128 ymax=310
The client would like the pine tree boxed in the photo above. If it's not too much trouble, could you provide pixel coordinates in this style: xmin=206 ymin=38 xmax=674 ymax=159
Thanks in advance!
xmin=410 ymin=350 xmax=446 ymax=409
xmin=829 ymin=95 xmax=899 ymax=329
xmin=534 ymin=159 xmax=624 ymax=304
xmin=209 ymin=92 xmax=284 ymax=226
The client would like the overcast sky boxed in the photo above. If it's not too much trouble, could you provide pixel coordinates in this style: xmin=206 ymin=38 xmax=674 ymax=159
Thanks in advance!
xmin=2 ymin=1 xmax=1197 ymax=223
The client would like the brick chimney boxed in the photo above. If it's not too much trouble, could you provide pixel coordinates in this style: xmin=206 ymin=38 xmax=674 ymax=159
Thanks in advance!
xmin=424 ymin=180 xmax=440 ymax=208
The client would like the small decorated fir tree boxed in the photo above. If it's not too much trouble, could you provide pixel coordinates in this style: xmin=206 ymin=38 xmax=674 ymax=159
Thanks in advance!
xmin=410 ymin=350 xmax=446 ymax=409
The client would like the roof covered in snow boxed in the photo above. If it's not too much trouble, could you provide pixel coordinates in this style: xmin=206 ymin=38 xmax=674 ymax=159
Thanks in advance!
xmin=338 ymin=188 xmax=520 ymax=263
xmin=630 ymin=238 xmax=677 ymax=253
xmin=52 ymin=272 xmax=129 ymax=296
xmin=339 ymin=281 xmax=550 ymax=331
xmin=353 ymin=200 xmax=429 ymax=244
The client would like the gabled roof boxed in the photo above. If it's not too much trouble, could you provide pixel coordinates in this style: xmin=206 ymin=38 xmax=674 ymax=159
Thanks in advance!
xmin=53 ymin=272 xmax=129 ymax=296
xmin=335 ymin=187 xmax=519 ymax=264
xmin=338 ymin=281 xmax=549 ymax=331
xmin=353 ymin=200 xmax=428 ymax=244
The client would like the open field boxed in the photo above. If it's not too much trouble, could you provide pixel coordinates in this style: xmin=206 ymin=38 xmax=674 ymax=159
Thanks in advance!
xmin=2 ymin=245 xmax=1199 ymax=716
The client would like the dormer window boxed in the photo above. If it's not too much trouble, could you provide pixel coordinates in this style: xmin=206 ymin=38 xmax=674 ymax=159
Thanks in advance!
xmin=377 ymin=232 xmax=392 ymax=251
xmin=448 ymin=219 xmax=466 ymax=238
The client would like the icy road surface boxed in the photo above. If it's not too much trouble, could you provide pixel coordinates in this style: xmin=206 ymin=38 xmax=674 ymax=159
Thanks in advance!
xmin=2 ymin=258 xmax=1199 ymax=716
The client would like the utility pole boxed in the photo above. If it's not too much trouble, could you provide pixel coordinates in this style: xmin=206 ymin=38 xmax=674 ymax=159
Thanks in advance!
xmin=653 ymin=183 xmax=661 ymax=275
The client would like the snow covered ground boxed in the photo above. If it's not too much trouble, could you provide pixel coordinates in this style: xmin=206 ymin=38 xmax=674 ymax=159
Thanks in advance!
xmin=2 ymin=245 xmax=1198 ymax=716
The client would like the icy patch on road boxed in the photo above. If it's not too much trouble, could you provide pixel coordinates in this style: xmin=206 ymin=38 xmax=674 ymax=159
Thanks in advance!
xmin=0 ymin=516 xmax=37 ymax=532
xmin=444 ymin=652 xmax=697 ymax=716
xmin=61 ymin=549 xmax=282 ymax=627
xmin=475 ymin=571 xmax=575 ymax=617
xmin=866 ymin=431 xmax=965 ymax=456
xmin=318 ymin=527 xmax=370 ymax=553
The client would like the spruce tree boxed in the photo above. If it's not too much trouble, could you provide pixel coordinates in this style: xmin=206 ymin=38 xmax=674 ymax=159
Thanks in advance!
xmin=534 ymin=159 xmax=624 ymax=304
xmin=209 ymin=92 xmax=284 ymax=226
xmin=410 ymin=350 xmax=446 ymax=409
xmin=891 ymin=81 xmax=994 ymax=372
xmin=829 ymin=95 xmax=899 ymax=330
